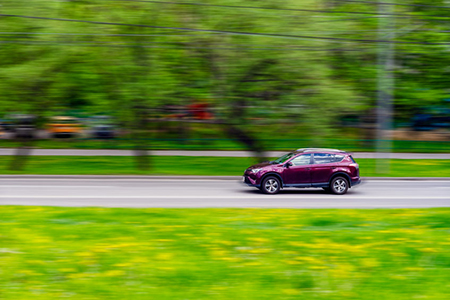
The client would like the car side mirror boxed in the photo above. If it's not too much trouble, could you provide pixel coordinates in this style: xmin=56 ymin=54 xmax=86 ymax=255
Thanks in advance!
xmin=284 ymin=162 xmax=292 ymax=168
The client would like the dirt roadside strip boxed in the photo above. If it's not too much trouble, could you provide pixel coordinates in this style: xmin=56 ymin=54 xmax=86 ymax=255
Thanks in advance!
xmin=0 ymin=149 xmax=450 ymax=159
xmin=0 ymin=175 xmax=449 ymax=181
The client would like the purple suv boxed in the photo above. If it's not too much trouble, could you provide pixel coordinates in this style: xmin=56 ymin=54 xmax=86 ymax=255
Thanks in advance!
xmin=243 ymin=148 xmax=361 ymax=195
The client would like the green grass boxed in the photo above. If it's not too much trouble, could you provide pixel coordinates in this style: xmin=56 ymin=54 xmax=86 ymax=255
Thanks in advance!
xmin=1 ymin=156 xmax=450 ymax=177
xmin=0 ymin=207 xmax=449 ymax=299
xmin=1 ymin=138 xmax=449 ymax=152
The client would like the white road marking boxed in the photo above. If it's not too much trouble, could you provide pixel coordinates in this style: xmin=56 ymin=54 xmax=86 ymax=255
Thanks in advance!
xmin=0 ymin=195 xmax=448 ymax=200
xmin=0 ymin=185 xmax=114 ymax=188
xmin=0 ymin=180 xmax=448 ymax=184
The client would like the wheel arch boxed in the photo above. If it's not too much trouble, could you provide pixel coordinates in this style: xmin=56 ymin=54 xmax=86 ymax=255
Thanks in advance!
xmin=329 ymin=172 xmax=352 ymax=187
xmin=261 ymin=172 xmax=284 ymax=187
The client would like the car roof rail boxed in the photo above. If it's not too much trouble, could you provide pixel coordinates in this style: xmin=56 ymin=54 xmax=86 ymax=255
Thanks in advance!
xmin=297 ymin=148 xmax=347 ymax=153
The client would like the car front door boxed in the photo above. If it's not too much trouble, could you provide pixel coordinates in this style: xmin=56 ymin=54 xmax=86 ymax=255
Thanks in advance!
xmin=282 ymin=154 xmax=313 ymax=185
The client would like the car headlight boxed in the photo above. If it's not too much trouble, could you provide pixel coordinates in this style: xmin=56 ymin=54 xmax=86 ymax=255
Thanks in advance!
xmin=251 ymin=168 xmax=262 ymax=174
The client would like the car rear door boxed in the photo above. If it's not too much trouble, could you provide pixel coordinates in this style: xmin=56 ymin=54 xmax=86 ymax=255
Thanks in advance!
xmin=310 ymin=153 xmax=341 ymax=184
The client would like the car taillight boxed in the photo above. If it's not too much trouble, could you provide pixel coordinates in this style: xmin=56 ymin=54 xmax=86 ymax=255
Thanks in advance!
xmin=350 ymin=163 xmax=359 ymax=169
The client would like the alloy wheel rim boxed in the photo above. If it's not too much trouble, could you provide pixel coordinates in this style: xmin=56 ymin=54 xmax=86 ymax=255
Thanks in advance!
xmin=265 ymin=179 xmax=278 ymax=193
xmin=333 ymin=179 xmax=346 ymax=193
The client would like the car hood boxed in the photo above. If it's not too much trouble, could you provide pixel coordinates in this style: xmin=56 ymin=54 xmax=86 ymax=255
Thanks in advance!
xmin=247 ymin=162 xmax=273 ymax=170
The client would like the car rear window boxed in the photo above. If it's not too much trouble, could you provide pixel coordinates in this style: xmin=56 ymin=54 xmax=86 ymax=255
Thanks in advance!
xmin=313 ymin=153 xmax=345 ymax=164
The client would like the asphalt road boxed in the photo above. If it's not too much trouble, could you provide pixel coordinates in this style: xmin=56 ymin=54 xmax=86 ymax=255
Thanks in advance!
xmin=0 ymin=178 xmax=448 ymax=208
xmin=1 ymin=148 xmax=450 ymax=159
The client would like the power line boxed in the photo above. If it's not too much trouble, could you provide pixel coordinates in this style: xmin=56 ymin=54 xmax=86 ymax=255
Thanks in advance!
xmin=335 ymin=0 xmax=450 ymax=9
xmin=1 ymin=29 xmax=447 ymax=39
xmin=0 ymin=32 xmax=224 ymax=37
xmin=1 ymin=14 xmax=449 ymax=45
xmin=2 ymin=29 xmax=447 ymax=36
xmin=0 ymin=40 xmax=369 ymax=51
xmin=114 ymin=0 xmax=450 ymax=18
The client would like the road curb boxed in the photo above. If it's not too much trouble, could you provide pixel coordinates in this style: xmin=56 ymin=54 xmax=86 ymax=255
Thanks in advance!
xmin=0 ymin=175 xmax=449 ymax=181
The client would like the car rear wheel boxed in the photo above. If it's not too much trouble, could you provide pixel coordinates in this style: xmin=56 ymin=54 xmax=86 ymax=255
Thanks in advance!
xmin=330 ymin=176 xmax=349 ymax=195
xmin=261 ymin=176 xmax=281 ymax=194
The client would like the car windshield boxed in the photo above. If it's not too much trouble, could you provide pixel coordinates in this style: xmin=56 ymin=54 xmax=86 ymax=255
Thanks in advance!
xmin=272 ymin=152 xmax=297 ymax=164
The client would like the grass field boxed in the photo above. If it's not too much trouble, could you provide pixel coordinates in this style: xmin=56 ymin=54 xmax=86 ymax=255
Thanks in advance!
xmin=1 ymin=156 xmax=450 ymax=177
xmin=1 ymin=138 xmax=449 ymax=152
xmin=0 ymin=207 xmax=449 ymax=299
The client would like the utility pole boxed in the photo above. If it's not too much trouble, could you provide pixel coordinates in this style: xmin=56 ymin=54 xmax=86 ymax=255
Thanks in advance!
xmin=376 ymin=0 xmax=395 ymax=173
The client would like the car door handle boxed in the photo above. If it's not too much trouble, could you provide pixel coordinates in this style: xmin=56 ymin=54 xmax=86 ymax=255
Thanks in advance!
xmin=306 ymin=168 xmax=311 ymax=171
xmin=330 ymin=167 xmax=336 ymax=169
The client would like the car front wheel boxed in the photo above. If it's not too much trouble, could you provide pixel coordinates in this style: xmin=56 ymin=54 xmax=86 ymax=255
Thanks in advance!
xmin=261 ymin=176 xmax=281 ymax=194
xmin=330 ymin=176 xmax=349 ymax=195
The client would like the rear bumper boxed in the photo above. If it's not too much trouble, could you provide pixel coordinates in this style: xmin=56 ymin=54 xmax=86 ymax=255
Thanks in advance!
xmin=351 ymin=178 xmax=362 ymax=186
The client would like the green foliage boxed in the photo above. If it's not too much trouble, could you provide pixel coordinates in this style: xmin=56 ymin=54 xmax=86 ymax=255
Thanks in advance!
xmin=0 ymin=0 xmax=449 ymax=136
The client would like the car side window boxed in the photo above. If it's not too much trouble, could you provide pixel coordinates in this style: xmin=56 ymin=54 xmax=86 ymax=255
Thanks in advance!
xmin=313 ymin=153 xmax=332 ymax=164
xmin=290 ymin=154 xmax=312 ymax=166
xmin=332 ymin=155 xmax=345 ymax=162
xmin=314 ymin=153 xmax=345 ymax=164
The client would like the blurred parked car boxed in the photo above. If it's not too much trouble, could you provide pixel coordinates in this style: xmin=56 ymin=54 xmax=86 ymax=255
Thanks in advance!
xmin=92 ymin=125 xmax=116 ymax=139
xmin=87 ymin=115 xmax=117 ymax=139
xmin=0 ymin=118 xmax=15 ymax=132
xmin=11 ymin=114 xmax=36 ymax=139
xmin=48 ymin=116 xmax=82 ymax=138
xmin=243 ymin=148 xmax=360 ymax=195
xmin=188 ymin=102 xmax=213 ymax=120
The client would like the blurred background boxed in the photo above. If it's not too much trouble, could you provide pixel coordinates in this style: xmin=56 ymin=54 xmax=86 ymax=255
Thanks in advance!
xmin=0 ymin=0 xmax=449 ymax=161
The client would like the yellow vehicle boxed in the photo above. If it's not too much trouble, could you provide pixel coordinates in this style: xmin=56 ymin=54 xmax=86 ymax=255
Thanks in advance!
xmin=48 ymin=116 xmax=82 ymax=137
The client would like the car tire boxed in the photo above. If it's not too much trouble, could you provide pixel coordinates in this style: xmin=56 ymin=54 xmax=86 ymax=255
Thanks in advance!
xmin=330 ymin=176 xmax=349 ymax=195
xmin=261 ymin=176 xmax=281 ymax=195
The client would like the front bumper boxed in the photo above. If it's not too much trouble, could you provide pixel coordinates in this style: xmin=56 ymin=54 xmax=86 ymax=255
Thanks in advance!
xmin=243 ymin=175 xmax=259 ymax=187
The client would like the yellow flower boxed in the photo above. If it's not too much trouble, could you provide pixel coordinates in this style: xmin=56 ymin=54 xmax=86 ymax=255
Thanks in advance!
xmin=288 ymin=241 xmax=309 ymax=247
xmin=295 ymin=256 xmax=323 ymax=264
xmin=75 ymin=251 xmax=95 ymax=257
xmin=390 ymin=275 xmax=407 ymax=280
xmin=247 ymin=237 xmax=270 ymax=243
xmin=130 ymin=257 xmax=149 ymax=263
xmin=18 ymin=270 xmax=39 ymax=276
xmin=282 ymin=289 xmax=301 ymax=295
xmin=360 ymin=258 xmax=379 ymax=268
xmin=220 ymin=257 xmax=241 ymax=262
xmin=284 ymin=260 xmax=301 ymax=265
xmin=420 ymin=248 xmax=439 ymax=253
xmin=156 ymin=253 xmax=173 ymax=260
xmin=243 ymin=261 xmax=262 ymax=266
xmin=246 ymin=248 xmax=272 ymax=254
xmin=217 ymin=240 xmax=236 ymax=246
xmin=329 ymin=264 xmax=355 ymax=278
xmin=67 ymin=273 xmax=87 ymax=279
xmin=103 ymin=270 xmax=125 ymax=277
xmin=309 ymin=265 xmax=327 ymax=270
xmin=59 ymin=268 xmax=77 ymax=273
xmin=114 ymin=263 xmax=133 ymax=267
